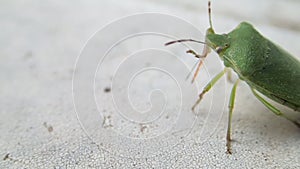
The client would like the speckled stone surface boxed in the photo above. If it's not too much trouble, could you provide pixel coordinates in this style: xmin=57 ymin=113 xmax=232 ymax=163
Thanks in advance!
xmin=1 ymin=0 xmax=300 ymax=168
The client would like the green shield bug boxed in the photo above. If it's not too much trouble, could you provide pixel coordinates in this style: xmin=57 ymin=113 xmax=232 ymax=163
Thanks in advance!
xmin=165 ymin=1 xmax=300 ymax=154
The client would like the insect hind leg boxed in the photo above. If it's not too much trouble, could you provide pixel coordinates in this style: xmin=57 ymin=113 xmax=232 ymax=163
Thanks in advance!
xmin=251 ymin=88 xmax=300 ymax=128
xmin=226 ymin=79 xmax=240 ymax=154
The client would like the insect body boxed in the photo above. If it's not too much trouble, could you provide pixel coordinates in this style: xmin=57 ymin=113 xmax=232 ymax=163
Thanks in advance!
xmin=166 ymin=1 xmax=300 ymax=154
xmin=207 ymin=22 xmax=300 ymax=112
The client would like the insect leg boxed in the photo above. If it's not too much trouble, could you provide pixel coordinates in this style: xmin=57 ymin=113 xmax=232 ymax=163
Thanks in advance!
xmin=185 ymin=59 xmax=202 ymax=81
xmin=251 ymin=88 xmax=300 ymax=128
xmin=187 ymin=45 xmax=211 ymax=83
xmin=192 ymin=68 xmax=228 ymax=112
xmin=226 ymin=69 xmax=234 ymax=83
xmin=185 ymin=50 xmax=204 ymax=83
xmin=226 ymin=79 xmax=240 ymax=154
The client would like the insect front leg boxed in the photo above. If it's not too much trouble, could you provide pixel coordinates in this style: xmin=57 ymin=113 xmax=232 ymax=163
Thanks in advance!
xmin=192 ymin=68 xmax=228 ymax=112
xmin=226 ymin=79 xmax=240 ymax=154
xmin=251 ymin=88 xmax=300 ymax=128
xmin=186 ymin=45 xmax=211 ymax=83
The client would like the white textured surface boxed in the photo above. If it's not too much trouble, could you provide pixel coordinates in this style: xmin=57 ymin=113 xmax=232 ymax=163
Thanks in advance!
xmin=1 ymin=0 xmax=300 ymax=168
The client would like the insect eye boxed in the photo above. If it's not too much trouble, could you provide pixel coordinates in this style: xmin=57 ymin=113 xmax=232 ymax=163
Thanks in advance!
xmin=216 ymin=46 xmax=223 ymax=53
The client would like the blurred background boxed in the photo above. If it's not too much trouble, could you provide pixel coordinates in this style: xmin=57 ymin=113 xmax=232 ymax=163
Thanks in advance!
xmin=1 ymin=0 xmax=299 ymax=168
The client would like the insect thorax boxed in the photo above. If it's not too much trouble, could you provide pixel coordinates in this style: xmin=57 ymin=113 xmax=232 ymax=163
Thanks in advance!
xmin=220 ymin=22 xmax=270 ymax=79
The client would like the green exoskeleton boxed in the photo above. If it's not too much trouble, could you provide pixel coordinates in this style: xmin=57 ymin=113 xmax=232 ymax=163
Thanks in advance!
xmin=166 ymin=1 xmax=300 ymax=154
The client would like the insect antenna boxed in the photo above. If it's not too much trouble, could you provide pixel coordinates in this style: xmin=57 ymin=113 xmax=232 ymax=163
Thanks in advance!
xmin=164 ymin=39 xmax=206 ymax=46
xmin=208 ymin=1 xmax=213 ymax=29
xmin=164 ymin=1 xmax=215 ymax=83
xmin=185 ymin=1 xmax=214 ymax=83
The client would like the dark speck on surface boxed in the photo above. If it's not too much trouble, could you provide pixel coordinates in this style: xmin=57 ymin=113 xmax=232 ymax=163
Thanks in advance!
xmin=104 ymin=87 xmax=111 ymax=93
xmin=43 ymin=122 xmax=54 ymax=133
xmin=47 ymin=126 xmax=53 ymax=132
xmin=3 ymin=153 xmax=9 ymax=161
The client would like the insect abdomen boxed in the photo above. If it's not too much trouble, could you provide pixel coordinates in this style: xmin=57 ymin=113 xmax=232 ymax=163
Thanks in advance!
xmin=246 ymin=41 xmax=300 ymax=111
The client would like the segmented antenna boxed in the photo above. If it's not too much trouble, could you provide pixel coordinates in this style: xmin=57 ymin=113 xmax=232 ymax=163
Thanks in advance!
xmin=208 ymin=1 xmax=213 ymax=29
xmin=165 ymin=39 xmax=206 ymax=46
